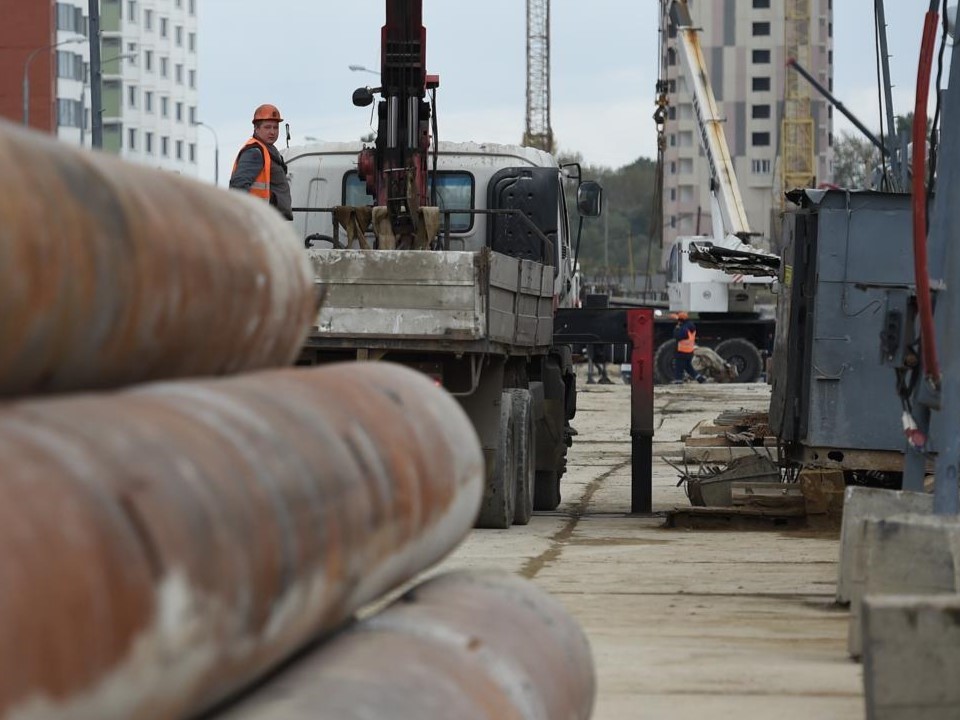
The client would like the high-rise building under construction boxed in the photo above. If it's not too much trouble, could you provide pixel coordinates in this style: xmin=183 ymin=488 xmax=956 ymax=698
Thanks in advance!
xmin=660 ymin=0 xmax=833 ymax=251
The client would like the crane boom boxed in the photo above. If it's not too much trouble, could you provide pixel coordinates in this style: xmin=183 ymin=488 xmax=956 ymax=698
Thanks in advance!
xmin=668 ymin=0 xmax=779 ymax=276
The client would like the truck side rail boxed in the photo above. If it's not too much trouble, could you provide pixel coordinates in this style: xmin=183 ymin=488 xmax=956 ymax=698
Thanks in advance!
xmin=292 ymin=206 xmax=555 ymax=264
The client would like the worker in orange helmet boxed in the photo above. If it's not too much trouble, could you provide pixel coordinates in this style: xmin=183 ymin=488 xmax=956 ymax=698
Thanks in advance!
xmin=671 ymin=311 xmax=706 ymax=384
xmin=229 ymin=103 xmax=293 ymax=220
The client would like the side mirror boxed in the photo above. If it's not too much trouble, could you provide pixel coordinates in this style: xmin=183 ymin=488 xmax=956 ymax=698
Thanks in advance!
xmin=577 ymin=181 xmax=603 ymax=217
xmin=352 ymin=87 xmax=375 ymax=107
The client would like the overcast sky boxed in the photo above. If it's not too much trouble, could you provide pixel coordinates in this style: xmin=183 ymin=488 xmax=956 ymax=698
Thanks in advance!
xmin=195 ymin=1 xmax=949 ymax=184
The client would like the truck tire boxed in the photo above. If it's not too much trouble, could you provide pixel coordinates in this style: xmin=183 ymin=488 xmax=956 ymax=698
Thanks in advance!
xmin=476 ymin=394 xmax=517 ymax=529
xmin=508 ymin=388 xmax=535 ymax=525
xmin=715 ymin=338 xmax=763 ymax=383
xmin=654 ymin=339 xmax=678 ymax=385
xmin=534 ymin=469 xmax=561 ymax=511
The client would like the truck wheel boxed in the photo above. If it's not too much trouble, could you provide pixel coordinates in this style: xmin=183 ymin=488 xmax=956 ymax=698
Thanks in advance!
xmin=715 ymin=338 xmax=763 ymax=383
xmin=534 ymin=470 xmax=561 ymax=511
xmin=653 ymin=340 xmax=678 ymax=384
xmin=475 ymin=394 xmax=517 ymax=529
xmin=507 ymin=388 xmax=535 ymax=525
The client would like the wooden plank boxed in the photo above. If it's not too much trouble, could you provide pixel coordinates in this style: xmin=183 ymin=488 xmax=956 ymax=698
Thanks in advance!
xmin=731 ymin=482 xmax=804 ymax=510
xmin=683 ymin=446 xmax=780 ymax=463
xmin=664 ymin=505 xmax=806 ymax=530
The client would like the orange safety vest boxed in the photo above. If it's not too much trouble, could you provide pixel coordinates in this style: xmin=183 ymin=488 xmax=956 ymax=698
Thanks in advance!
xmin=678 ymin=329 xmax=696 ymax=353
xmin=233 ymin=137 xmax=271 ymax=200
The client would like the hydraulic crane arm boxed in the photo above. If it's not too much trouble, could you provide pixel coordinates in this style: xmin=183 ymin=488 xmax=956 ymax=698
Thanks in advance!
xmin=667 ymin=0 xmax=780 ymax=276
xmin=353 ymin=0 xmax=440 ymax=247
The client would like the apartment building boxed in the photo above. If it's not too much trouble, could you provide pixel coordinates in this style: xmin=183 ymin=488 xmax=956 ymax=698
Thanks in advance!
xmin=661 ymin=0 xmax=833 ymax=250
xmin=1 ymin=0 xmax=199 ymax=176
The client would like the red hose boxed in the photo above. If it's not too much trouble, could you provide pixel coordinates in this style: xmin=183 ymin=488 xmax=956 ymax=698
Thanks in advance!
xmin=912 ymin=8 xmax=941 ymax=387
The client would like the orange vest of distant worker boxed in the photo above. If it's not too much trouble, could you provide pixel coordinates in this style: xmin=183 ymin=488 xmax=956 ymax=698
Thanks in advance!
xmin=678 ymin=329 xmax=696 ymax=353
xmin=233 ymin=137 xmax=272 ymax=200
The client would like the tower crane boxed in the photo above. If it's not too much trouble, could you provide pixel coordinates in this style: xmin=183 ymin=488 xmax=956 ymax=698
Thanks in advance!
xmin=523 ymin=0 xmax=554 ymax=153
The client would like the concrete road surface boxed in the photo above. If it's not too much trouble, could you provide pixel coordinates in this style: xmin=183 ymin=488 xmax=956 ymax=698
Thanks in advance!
xmin=431 ymin=376 xmax=864 ymax=720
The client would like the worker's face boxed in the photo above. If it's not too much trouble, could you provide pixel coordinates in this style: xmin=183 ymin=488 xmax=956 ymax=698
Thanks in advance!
xmin=254 ymin=121 xmax=280 ymax=145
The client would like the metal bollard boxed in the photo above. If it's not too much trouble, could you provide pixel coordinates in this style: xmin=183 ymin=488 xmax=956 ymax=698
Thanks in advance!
xmin=0 ymin=362 xmax=483 ymax=720
xmin=218 ymin=570 xmax=597 ymax=720
xmin=0 ymin=119 xmax=316 ymax=397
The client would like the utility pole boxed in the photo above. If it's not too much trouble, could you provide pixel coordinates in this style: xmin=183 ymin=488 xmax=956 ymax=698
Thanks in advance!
xmin=89 ymin=0 xmax=103 ymax=149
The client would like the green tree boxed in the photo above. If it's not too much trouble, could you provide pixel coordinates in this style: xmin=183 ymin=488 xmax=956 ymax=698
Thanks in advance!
xmin=831 ymin=131 xmax=881 ymax=189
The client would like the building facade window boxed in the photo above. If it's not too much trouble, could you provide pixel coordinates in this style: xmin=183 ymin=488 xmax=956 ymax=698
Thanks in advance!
xmin=752 ymin=49 xmax=771 ymax=64
xmin=56 ymin=98 xmax=84 ymax=128
xmin=161 ymin=96 xmax=169 ymax=118
xmin=753 ymin=0 xmax=770 ymax=7
xmin=145 ymin=91 xmax=153 ymax=112
xmin=176 ymin=101 xmax=183 ymax=122
xmin=175 ymin=26 xmax=183 ymax=46
xmin=127 ymin=0 xmax=137 ymax=22
xmin=752 ymin=76 xmax=771 ymax=92
xmin=752 ymin=104 xmax=771 ymax=119
xmin=175 ymin=64 xmax=183 ymax=84
xmin=160 ymin=57 xmax=168 ymax=77
xmin=751 ymin=159 xmax=772 ymax=174
xmin=188 ymin=69 xmax=196 ymax=88
xmin=127 ymin=85 xmax=137 ymax=108
xmin=189 ymin=143 xmax=196 ymax=163
xmin=145 ymin=131 xmax=154 ymax=154
xmin=144 ymin=8 xmax=152 ymax=30
xmin=752 ymin=22 xmax=771 ymax=36
xmin=144 ymin=49 xmax=153 ymax=71
xmin=128 ymin=128 xmax=137 ymax=150
xmin=751 ymin=132 xmax=771 ymax=147
xmin=176 ymin=140 xmax=183 ymax=160
xmin=160 ymin=17 xmax=168 ymax=37
xmin=161 ymin=136 xmax=169 ymax=157
xmin=188 ymin=32 xmax=196 ymax=52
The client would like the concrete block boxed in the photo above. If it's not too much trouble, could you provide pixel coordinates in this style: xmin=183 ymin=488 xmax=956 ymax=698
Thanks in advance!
xmin=863 ymin=594 xmax=960 ymax=720
xmin=837 ymin=486 xmax=933 ymax=604
xmin=849 ymin=514 xmax=960 ymax=658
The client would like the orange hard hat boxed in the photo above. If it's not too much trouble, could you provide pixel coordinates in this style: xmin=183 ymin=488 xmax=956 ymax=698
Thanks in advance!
xmin=253 ymin=103 xmax=283 ymax=123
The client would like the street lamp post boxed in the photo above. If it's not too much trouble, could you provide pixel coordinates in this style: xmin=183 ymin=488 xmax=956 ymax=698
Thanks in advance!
xmin=22 ymin=36 xmax=84 ymax=127
xmin=193 ymin=121 xmax=220 ymax=186
xmin=348 ymin=64 xmax=380 ymax=77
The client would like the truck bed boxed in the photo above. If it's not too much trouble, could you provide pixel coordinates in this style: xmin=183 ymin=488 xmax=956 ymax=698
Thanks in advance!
xmin=306 ymin=248 xmax=554 ymax=354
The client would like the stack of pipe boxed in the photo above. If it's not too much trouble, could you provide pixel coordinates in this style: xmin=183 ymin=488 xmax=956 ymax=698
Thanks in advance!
xmin=0 ymin=120 xmax=316 ymax=396
xmin=0 ymin=363 xmax=484 ymax=719
xmin=0 ymin=120 xmax=596 ymax=720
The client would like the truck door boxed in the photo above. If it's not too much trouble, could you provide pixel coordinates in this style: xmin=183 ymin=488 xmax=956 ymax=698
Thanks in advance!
xmin=486 ymin=167 xmax=558 ymax=269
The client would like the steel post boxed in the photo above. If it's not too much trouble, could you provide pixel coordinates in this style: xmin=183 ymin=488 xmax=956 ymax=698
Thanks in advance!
xmin=628 ymin=308 xmax=655 ymax=513
xmin=0 ymin=363 xmax=483 ymax=720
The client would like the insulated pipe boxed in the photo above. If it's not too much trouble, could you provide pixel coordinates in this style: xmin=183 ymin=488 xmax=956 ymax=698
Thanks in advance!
xmin=0 ymin=119 xmax=316 ymax=398
xmin=0 ymin=362 xmax=483 ymax=720
xmin=218 ymin=571 xmax=597 ymax=720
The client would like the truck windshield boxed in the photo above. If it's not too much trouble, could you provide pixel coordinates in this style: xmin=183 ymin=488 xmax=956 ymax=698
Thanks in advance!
xmin=343 ymin=171 xmax=475 ymax=232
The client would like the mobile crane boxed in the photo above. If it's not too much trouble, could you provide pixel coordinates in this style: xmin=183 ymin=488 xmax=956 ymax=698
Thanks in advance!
xmin=652 ymin=0 xmax=781 ymax=383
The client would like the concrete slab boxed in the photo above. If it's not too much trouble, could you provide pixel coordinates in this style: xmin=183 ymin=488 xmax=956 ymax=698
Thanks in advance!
xmin=849 ymin=513 xmax=960 ymax=658
xmin=863 ymin=594 xmax=960 ymax=720
xmin=425 ymin=378 xmax=863 ymax=719
xmin=837 ymin=486 xmax=933 ymax=605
